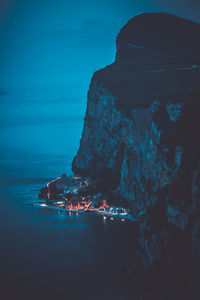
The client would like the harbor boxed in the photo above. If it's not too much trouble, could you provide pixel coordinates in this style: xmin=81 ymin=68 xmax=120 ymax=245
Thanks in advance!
xmin=34 ymin=200 xmax=135 ymax=222
xmin=37 ymin=174 xmax=135 ymax=222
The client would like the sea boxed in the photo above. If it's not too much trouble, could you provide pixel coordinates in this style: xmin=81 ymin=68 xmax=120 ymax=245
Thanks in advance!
xmin=0 ymin=86 xmax=137 ymax=300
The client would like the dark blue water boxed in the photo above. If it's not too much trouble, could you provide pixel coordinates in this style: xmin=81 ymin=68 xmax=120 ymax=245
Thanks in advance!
xmin=0 ymin=88 xmax=137 ymax=300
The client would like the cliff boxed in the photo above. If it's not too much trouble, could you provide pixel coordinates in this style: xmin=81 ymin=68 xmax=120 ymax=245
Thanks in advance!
xmin=72 ymin=13 xmax=200 ymax=299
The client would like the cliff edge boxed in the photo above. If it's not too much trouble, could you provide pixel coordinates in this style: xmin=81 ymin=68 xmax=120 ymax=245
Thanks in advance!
xmin=72 ymin=13 xmax=200 ymax=299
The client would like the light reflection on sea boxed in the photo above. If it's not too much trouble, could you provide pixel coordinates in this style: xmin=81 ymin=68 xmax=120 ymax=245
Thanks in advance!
xmin=0 ymin=87 xmax=137 ymax=300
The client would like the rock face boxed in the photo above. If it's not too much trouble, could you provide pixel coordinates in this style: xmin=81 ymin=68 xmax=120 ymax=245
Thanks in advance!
xmin=72 ymin=13 xmax=200 ymax=298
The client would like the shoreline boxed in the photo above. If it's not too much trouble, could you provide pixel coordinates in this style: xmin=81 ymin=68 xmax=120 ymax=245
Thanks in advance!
xmin=33 ymin=201 xmax=136 ymax=222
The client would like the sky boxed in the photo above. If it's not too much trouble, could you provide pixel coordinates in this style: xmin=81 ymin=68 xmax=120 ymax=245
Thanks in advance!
xmin=0 ymin=0 xmax=200 ymax=93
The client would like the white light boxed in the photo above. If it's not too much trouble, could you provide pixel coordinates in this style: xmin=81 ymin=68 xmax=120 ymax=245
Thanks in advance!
xmin=103 ymin=216 xmax=107 ymax=220
xmin=121 ymin=219 xmax=125 ymax=222
xmin=110 ymin=217 xmax=114 ymax=220
xmin=40 ymin=203 xmax=47 ymax=207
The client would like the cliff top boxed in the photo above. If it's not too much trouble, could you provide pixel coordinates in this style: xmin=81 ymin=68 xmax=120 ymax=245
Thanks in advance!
xmin=92 ymin=13 xmax=200 ymax=110
xmin=117 ymin=13 xmax=200 ymax=58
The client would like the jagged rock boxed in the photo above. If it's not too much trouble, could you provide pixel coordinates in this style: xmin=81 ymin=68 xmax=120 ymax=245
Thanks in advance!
xmin=72 ymin=13 xmax=200 ymax=299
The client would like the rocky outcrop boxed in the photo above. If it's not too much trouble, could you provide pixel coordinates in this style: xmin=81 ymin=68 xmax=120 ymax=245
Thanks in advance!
xmin=72 ymin=13 xmax=200 ymax=299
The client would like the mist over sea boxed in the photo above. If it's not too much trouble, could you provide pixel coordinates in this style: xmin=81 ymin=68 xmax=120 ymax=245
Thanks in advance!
xmin=0 ymin=87 xmax=136 ymax=300
xmin=0 ymin=86 xmax=86 ymax=182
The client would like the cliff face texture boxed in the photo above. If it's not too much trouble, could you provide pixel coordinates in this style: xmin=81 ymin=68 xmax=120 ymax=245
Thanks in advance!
xmin=72 ymin=13 xmax=200 ymax=298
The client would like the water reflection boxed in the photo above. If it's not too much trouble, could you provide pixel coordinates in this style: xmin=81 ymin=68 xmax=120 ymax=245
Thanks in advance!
xmin=0 ymin=88 xmax=137 ymax=299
